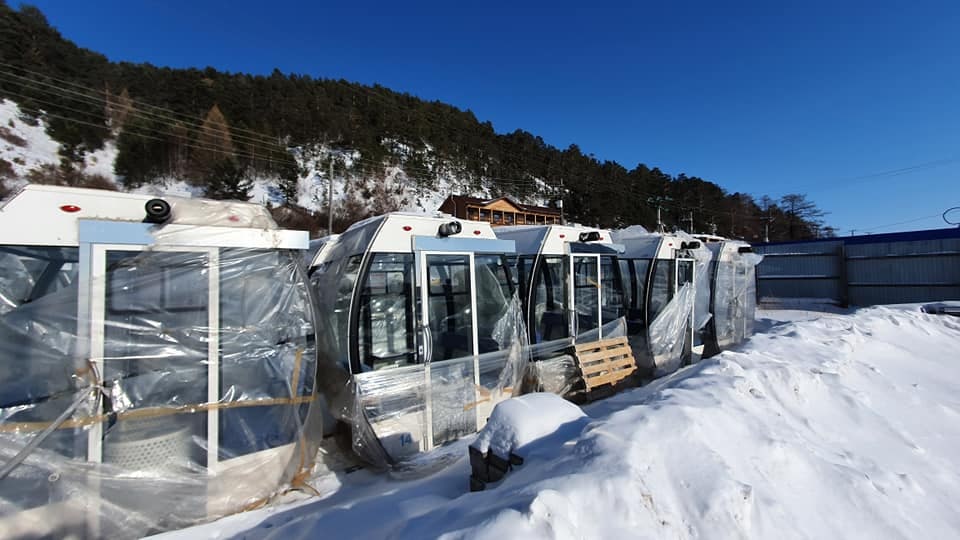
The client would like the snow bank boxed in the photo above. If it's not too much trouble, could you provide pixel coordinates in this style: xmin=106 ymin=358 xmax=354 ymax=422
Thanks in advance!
xmin=410 ymin=306 xmax=960 ymax=539
xmin=161 ymin=306 xmax=960 ymax=539
xmin=472 ymin=393 xmax=587 ymax=458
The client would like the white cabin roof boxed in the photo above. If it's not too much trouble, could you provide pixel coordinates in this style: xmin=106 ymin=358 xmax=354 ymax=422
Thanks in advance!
xmin=312 ymin=213 xmax=504 ymax=266
xmin=0 ymin=184 xmax=306 ymax=248
xmin=496 ymin=224 xmax=613 ymax=255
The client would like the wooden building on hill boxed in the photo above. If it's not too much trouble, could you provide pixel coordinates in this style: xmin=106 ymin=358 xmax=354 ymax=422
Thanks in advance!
xmin=438 ymin=195 xmax=562 ymax=226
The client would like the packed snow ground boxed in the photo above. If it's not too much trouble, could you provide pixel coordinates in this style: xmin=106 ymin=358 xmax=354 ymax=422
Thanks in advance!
xmin=156 ymin=305 xmax=960 ymax=540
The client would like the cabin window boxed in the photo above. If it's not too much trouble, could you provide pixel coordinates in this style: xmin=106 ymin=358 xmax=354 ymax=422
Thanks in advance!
xmin=678 ymin=259 xmax=694 ymax=287
xmin=631 ymin=260 xmax=651 ymax=314
xmin=311 ymin=254 xmax=361 ymax=371
xmin=492 ymin=211 xmax=503 ymax=224
xmin=505 ymin=213 xmax=515 ymax=225
xmin=0 ymin=246 xmax=81 ymax=458
xmin=426 ymin=254 xmax=474 ymax=361
xmin=600 ymin=256 xmax=625 ymax=324
xmin=107 ymin=255 xmax=207 ymax=313
xmin=618 ymin=259 xmax=633 ymax=309
xmin=357 ymin=253 xmax=415 ymax=371
xmin=479 ymin=210 xmax=490 ymax=221
xmin=467 ymin=208 xmax=479 ymax=221
xmin=573 ymin=256 xmax=600 ymax=335
xmin=509 ymin=255 xmax=534 ymax=296
xmin=620 ymin=258 xmax=651 ymax=341
xmin=474 ymin=255 xmax=514 ymax=353
xmin=0 ymin=246 xmax=78 ymax=316
xmin=648 ymin=259 xmax=672 ymax=323
xmin=532 ymin=256 xmax=569 ymax=342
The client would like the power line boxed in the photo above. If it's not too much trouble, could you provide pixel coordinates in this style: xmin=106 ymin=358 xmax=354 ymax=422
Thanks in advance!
xmin=0 ymin=62 xmax=288 ymax=147
xmin=0 ymin=70 xmax=292 ymax=156
xmin=843 ymin=208 xmax=957 ymax=235
xmin=0 ymin=64 xmax=791 ymax=231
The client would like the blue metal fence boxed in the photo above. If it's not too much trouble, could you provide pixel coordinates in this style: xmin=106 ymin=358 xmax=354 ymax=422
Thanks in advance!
xmin=753 ymin=228 xmax=960 ymax=307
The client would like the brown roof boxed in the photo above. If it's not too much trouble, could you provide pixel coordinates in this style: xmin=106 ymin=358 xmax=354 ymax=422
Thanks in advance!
xmin=443 ymin=194 xmax=561 ymax=215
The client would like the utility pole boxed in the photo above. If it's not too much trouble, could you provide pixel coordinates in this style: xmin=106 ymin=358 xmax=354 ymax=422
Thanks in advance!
xmin=327 ymin=154 xmax=334 ymax=236
xmin=647 ymin=196 xmax=668 ymax=233
xmin=559 ymin=178 xmax=565 ymax=225
xmin=762 ymin=215 xmax=775 ymax=243
xmin=682 ymin=211 xmax=694 ymax=233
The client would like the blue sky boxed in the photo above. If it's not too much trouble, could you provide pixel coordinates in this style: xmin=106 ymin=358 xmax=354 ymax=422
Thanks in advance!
xmin=14 ymin=0 xmax=960 ymax=234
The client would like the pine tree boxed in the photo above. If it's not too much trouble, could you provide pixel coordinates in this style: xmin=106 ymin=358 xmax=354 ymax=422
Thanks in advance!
xmin=190 ymin=104 xmax=234 ymax=183
xmin=105 ymin=85 xmax=133 ymax=129
xmin=203 ymin=159 xmax=252 ymax=201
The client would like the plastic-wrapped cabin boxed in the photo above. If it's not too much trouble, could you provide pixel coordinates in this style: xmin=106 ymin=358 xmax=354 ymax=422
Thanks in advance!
xmin=0 ymin=185 xmax=321 ymax=538
xmin=611 ymin=229 xmax=711 ymax=377
xmin=695 ymin=236 xmax=762 ymax=357
xmin=308 ymin=214 xmax=522 ymax=467
xmin=494 ymin=225 xmax=626 ymax=394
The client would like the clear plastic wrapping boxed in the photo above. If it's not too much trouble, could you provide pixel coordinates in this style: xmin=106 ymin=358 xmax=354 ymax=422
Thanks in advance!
xmin=0 ymin=239 xmax=320 ymax=538
xmin=676 ymin=231 xmax=713 ymax=333
xmin=648 ymin=282 xmax=695 ymax=376
xmin=520 ymin=317 xmax=628 ymax=398
xmin=738 ymin=252 xmax=763 ymax=339
xmin=712 ymin=249 xmax=763 ymax=349
xmin=341 ymin=292 xmax=531 ymax=470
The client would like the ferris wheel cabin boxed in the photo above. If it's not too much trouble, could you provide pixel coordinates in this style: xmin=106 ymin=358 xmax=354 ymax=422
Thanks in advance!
xmin=307 ymin=214 xmax=521 ymax=467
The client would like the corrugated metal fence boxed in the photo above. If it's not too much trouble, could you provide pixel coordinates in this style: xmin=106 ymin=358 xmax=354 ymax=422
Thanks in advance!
xmin=753 ymin=228 xmax=960 ymax=306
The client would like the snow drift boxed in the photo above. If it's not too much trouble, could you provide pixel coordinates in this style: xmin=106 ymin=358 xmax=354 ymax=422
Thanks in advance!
xmin=159 ymin=306 xmax=960 ymax=539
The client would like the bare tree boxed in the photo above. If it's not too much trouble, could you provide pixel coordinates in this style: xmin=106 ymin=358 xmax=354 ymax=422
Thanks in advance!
xmin=780 ymin=193 xmax=827 ymax=240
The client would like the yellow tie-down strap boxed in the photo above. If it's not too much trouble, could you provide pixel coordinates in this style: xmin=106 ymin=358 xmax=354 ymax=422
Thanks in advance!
xmin=3 ymin=348 xmax=315 ymax=434
xmin=0 ymin=393 xmax=318 ymax=434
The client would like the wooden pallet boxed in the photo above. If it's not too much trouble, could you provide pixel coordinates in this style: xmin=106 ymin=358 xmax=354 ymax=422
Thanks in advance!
xmin=573 ymin=336 xmax=638 ymax=392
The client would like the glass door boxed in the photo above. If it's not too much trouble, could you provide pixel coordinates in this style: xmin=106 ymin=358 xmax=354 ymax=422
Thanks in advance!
xmin=86 ymin=245 xmax=218 ymax=471
xmin=676 ymin=258 xmax=696 ymax=363
xmin=570 ymin=254 xmax=602 ymax=340
xmin=418 ymin=252 xmax=479 ymax=449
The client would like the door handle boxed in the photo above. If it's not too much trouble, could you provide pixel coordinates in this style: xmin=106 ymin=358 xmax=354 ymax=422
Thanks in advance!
xmin=420 ymin=324 xmax=433 ymax=365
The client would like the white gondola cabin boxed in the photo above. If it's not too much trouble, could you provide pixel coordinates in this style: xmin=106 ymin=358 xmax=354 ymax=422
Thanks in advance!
xmin=308 ymin=214 xmax=521 ymax=467
xmin=697 ymin=237 xmax=762 ymax=357
xmin=612 ymin=230 xmax=711 ymax=377
xmin=0 ymin=185 xmax=321 ymax=538
xmin=494 ymin=225 xmax=627 ymax=394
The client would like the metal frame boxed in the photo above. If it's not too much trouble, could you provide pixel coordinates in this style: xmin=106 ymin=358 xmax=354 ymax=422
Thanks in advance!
xmin=83 ymin=243 xmax=220 ymax=467
xmin=416 ymin=249 xmax=482 ymax=450
xmin=675 ymin=257 xmax=697 ymax=360
xmin=568 ymin=253 xmax=604 ymax=340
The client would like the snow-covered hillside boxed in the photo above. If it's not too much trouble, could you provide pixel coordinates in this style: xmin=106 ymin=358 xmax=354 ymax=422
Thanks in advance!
xmin=0 ymin=98 xmax=548 ymax=217
xmin=155 ymin=305 xmax=960 ymax=539
xmin=0 ymin=99 xmax=61 ymax=189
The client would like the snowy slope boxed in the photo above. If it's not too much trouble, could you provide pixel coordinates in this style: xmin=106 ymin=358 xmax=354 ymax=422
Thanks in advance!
xmin=0 ymin=97 xmax=550 ymax=219
xmin=0 ymin=99 xmax=61 ymax=189
xmin=156 ymin=305 xmax=960 ymax=539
